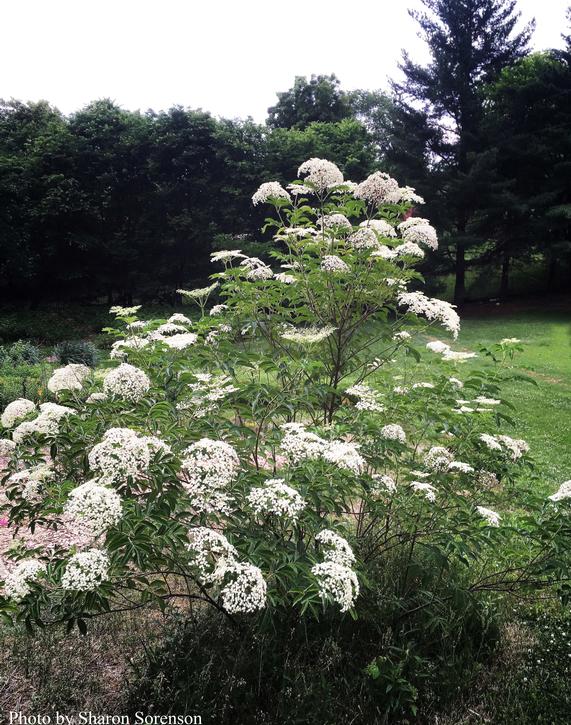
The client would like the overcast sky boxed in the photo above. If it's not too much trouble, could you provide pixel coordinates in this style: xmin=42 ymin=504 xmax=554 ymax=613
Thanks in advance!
xmin=1 ymin=0 xmax=568 ymax=121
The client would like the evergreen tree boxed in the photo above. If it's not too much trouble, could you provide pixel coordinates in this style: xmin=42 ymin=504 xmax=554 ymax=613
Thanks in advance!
xmin=394 ymin=0 xmax=534 ymax=303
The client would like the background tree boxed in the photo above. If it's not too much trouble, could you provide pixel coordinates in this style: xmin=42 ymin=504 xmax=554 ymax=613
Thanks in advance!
xmin=267 ymin=74 xmax=353 ymax=129
xmin=394 ymin=0 xmax=535 ymax=303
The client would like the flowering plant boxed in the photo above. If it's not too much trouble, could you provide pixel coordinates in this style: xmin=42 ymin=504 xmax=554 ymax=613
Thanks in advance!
xmin=1 ymin=160 xmax=569 ymax=636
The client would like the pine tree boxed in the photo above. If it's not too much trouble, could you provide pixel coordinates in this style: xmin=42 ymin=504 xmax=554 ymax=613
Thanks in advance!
xmin=394 ymin=0 xmax=534 ymax=303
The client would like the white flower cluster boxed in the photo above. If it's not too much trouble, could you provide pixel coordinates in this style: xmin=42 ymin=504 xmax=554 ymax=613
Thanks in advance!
xmin=87 ymin=392 xmax=107 ymax=403
xmin=360 ymin=219 xmax=397 ymax=237
xmin=4 ymin=559 xmax=45 ymax=601
xmin=395 ymin=241 xmax=425 ymax=259
xmin=280 ymin=423 xmax=364 ymax=474
xmin=89 ymin=428 xmax=152 ymax=485
xmin=103 ymin=363 xmax=150 ymax=403
xmin=479 ymin=433 xmax=529 ymax=460
xmin=210 ymin=303 xmax=228 ymax=316
xmin=1 ymin=398 xmax=36 ymax=428
xmin=110 ymin=305 xmax=141 ymax=317
xmin=319 ymin=213 xmax=352 ymax=230
xmin=398 ymin=291 xmax=460 ymax=339
xmin=110 ymin=336 xmax=150 ymax=359
xmin=298 ymin=158 xmax=344 ymax=193
xmin=371 ymin=473 xmax=397 ymax=495
xmin=398 ymin=218 xmax=438 ymax=251
xmin=240 ymin=257 xmax=273 ymax=280
xmin=167 ymin=313 xmax=191 ymax=325
xmin=476 ymin=506 xmax=501 ymax=526
xmin=281 ymin=325 xmax=336 ymax=345
xmin=410 ymin=481 xmax=437 ymax=502
xmin=247 ymin=478 xmax=306 ymax=519
xmin=476 ymin=470 xmax=499 ymax=488
xmin=345 ymin=384 xmax=384 ymax=413
xmin=7 ymin=463 xmax=53 ymax=501
xmin=210 ymin=249 xmax=245 ymax=264
xmin=386 ymin=186 xmax=425 ymax=204
xmin=442 ymin=350 xmax=477 ymax=362
xmin=12 ymin=403 xmax=75 ymax=444
xmin=348 ymin=227 xmax=379 ymax=250
xmin=274 ymin=272 xmax=296 ymax=284
xmin=187 ymin=527 xmax=238 ymax=584
xmin=177 ymin=283 xmax=218 ymax=300
xmin=321 ymin=255 xmax=350 ymax=273
xmin=448 ymin=461 xmax=474 ymax=474
xmin=354 ymin=171 xmax=399 ymax=207
xmin=47 ymin=364 xmax=90 ymax=394
xmin=312 ymin=529 xmax=358 ymax=612
xmin=549 ymin=480 xmax=571 ymax=502
xmin=178 ymin=373 xmax=238 ymax=418
xmin=426 ymin=340 xmax=450 ymax=354
xmin=0 ymin=438 xmax=16 ymax=457
xmin=64 ymin=480 xmax=123 ymax=533
xmin=180 ymin=438 xmax=240 ymax=514
xmin=371 ymin=246 xmax=397 ymax=260
xmin=393 ymin=331 xmax=411 ymax=341
xmin=252 ymin=181 xmax=291 ymax=206
xmin=380 ymin=424 xmax=406 ymax=443
xmin=424 ymin=446 xmax=453 ymax=471
xmin=219 ymin=561 xmax=267 ymax=614
xmin=61 ymin=549 xmax=110 ymax=591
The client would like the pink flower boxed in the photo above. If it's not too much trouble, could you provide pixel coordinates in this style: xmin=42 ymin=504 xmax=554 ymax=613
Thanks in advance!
xmin=0 ymin=517 xmax=9 ymax=527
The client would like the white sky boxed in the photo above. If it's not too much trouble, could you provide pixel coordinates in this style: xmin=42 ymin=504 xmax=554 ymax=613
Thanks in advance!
xmin=1 ymin=0 xmax=568 ymax=121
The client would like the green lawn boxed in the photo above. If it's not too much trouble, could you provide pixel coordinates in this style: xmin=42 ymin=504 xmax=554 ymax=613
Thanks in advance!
xmin=453 ymin=309 xmax=571 ymax=494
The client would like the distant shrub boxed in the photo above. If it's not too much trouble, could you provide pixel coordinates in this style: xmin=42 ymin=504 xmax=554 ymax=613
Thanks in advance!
xmin=0 ymin=362 xmax=51 ymax=408
xmin=0 ymin=340 xmax=42 ymax=366
xmin=53 ymin=340 xmax=98 ymax=367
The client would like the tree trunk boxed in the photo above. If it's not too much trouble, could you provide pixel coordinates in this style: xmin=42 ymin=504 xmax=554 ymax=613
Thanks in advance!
xmin=454 ymin=242 xmax=466 ymax=306
xmin=500 ymin=250 xmax=510 ymax=300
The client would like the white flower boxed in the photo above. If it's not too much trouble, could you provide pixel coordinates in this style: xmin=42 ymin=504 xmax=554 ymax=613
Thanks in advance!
xmin=12 ymin=403 xmax=75 ymax=444
xmin=0 ymin=438 xmax=16 ymax=457
xmin=500 ymin=337 xmax=521 ymax=344
xmin=210 ymin=249 xmax=246 ymax=263
xmin=187 ymin=527 xmax=238 ymax=584
xmin=410 ymin=481 xmax=437 ymax=502
xmin=426 ymin=340 xmax=450 ymax=354
xmin=354 ymin=171 xmax=399 ymax=207
xmin=385 ymin=186 xmax=425 ymax=205
xmin=61 ymin=549 xmax=110 ymax=591
xmin=398 ymin=291 xmax=460 ymax=339
xmin=297 ymin=158 xmax=344 ymax=193
xmin=476 ymin=470 xmax=499 ymax=488
xmin=321 ymin=255 xmax=350 ymax=273
xmin=449 ymin=377 xmax=464 ymax=389
xmin=348 ymin=227 xmax=379 ymax=250
xmin=393 ymin=331 xmax=411 ymax=340
xmin=4 ymin=559 xmax=45 ymax=601
xmin=240 ymin=257 xmax=273 ymax=280
xmin=448 ymin=461 xmax=474 ymax=474
xmin=177 ymin=283 xmax=218 ymax=300
xmin=315 ymin=529 xmax=355 ymax=566
xmin=424 ymin=446 xmax=453 ymax=471
xmin=370 ymin=245 xmax=397 ymax=260
xmin=103 ymin=363 xmax=150 ymax=403
xmin=476 ymin=506 xmax=501 ymax=526
xmin=86 ymin=392 xmax=107 ymax=404
xmin=48 ymin=363 xmax=91 ymax=394
xmin=274 ymin=272 xmax=296 ymax=284
xmin=1 ymin=398 xmax=36 ymax=428
xmin=371 ymin=473 xmax=397 ymax=495
xmin=549 ymin=480 xmax=571 ymax=502
xmin=162 ymin=333 xmax=198 ymax=350
xmin=442 ymin=350 xmax=477 ymax=362
xmin=89 ymin=428 xmax=151 ymax=485
xmin=318 ymin=213 xmax=352 ymax=230
xmin=110 ymin=305 xmax=141 ymax=317
xmin=210 ymin=304 xmax=228 ymax=316
xmin=252 ymin=181 xmax=291 ymax=206
xmin=412 ymin=382 xmax=435 ymax=389
xmin=7 ymin=463 xmax=52 ymax=501
xmin=281 ymin=325 xmax=336 ymax=345
xmin=311 ymin=561 xmax=359 ymax=613
xmin=110 ymin=337 xmax=150 ymax=359
xmin=323 ymin=440 xmax=365 ymax=475
xmin=178 ymin=373 xmax=238 ymax=418
xmin=180 ymin=438 xmax=240 ymax=514
xmin=280 ymin=423 xmax=327 ymax=464
xmin=380 ymin=424 xmax=406 ymax=443
xmin=219 ymin=561 xmax=267 ymax=614
xmin=359 ymin=219 xmax=397 ymax=237
xmin=65 ymin=480 xmax=123 ymax=534
xmin=168 ymin=313 xmax=191 ymax=325
xmin=394 ymin=242 xmax=425 ymax=258
xmin=397 ymin=218 xmax=430 ymax=232
xmin=474 ymin=396 xmax=501 ymax=406
xmin=496 ymin=435 xmax=529 ymax=461
xmin=345 ymin=384 xmax=384 ymax=413
xmin=480 ymin=433 xmax=503 ymax=451
xmin=401 ymin=223 xmax=438 ymax=251
xmin=247 ymin=479 xmax=306 ymax=519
